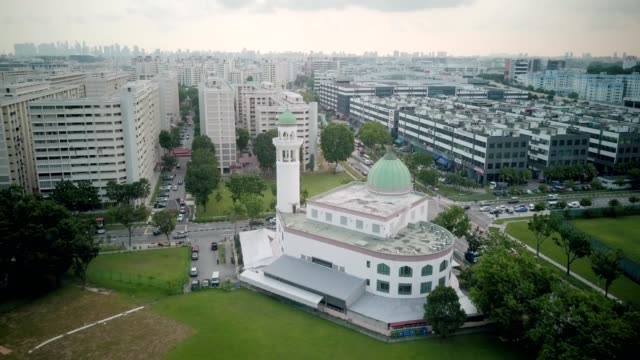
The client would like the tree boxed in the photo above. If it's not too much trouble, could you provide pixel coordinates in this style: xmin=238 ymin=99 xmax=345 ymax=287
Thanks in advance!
xmin=528 ymin=214 xmax=554 ymax=257
xmin=215 ymin=192 xmax=223 ymax=204
xmin=417 ymin=168 xmax=439 ymax=187
xmin=432 ymin=206 xmax=471 ymax=238
xmin=300 ymin=188 xmax=310 ymax=207
xmin=105 ymin=180 xmax=129 ymax=205
xmin=470 ymin=246 xmax=555 ymax=339
xmin=614 ymin=176 xmax=626 ymax=188
xmin=609 ymin=198 xmax=621 ymax=208
xmin=69 ymin=219 xmax=100 ymax=289
xmin=553 ymin=226 xmax=591 ymax=275
xmin=358 ymin=122 xmax=392 ymax=148
xmin=226 ymin=174 xmax=267 ymax=203
xmin=320 ymin=123 xmax=354 ymax=168
xmin=580 ymin=198 xmax=592 ymax=207
xmin=568 ymin=92 xmax=579 ymax=100
xmin=241 ymin=195 xmax=263 ymax=229
xmin=590 ymin=178 xmax=603 ymax=190
xmin=152 ymin=210 xmax=177 ymax=242
xmin=50 ymin=180 xmax=101 ymax=215
xmin=107 ymin=205 xmax=148 ymax=249
xmin=246 ymin=75 xmax=253 ymax=82
xmin=424 ymin=286 xmax=466 ymax=338
xmin=162 ymin=154 xmax=177 ymax=171
xmin=170 ymin=127 xmax=182 ymax=148
xmin=226 ymin=202 xmax=246 ymax=235
xmin=534 ymin=202 xmax=546 ymax=212
xmin=254 ymin=129 xmax=278 ymax=171
xmin=591 ymin=249 xmax=624 ymax=297
xmin=629 ymin=195 xmax=639 ymax=204
xmin=405 ymin=152 xmax=433 ymax=182
xmin=236 ymin=128 xmax=250 ymax=151
xmin=306 ymin=153 xmax=315 ymax=171
xmin=185 ymin=163 xmax=218 ymax=212
xmin=159 ymin=130 xmax=175 ymax=152
xmin=538 ymin=184 xmax=548 ymax=193
xmin=191 ymin=135 xmax=216 ymax=154
xmin=557 ymin=200 xmax=567 ymax=209
xmin=465 ymin=227 xmax=485 ymax=253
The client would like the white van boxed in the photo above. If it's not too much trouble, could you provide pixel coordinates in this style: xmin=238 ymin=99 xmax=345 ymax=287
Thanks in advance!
xmin=547 ymin=201 xmax=558 ymax=208
xmin=548 ymin=194 xmax=559 ymax=200
xmin=211 ymin=271 xmax=220 ymax=287
xmin=489 ymin=181 xmax=497 ymax=189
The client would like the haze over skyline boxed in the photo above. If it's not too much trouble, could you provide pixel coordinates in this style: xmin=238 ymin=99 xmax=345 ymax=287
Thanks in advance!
xmin=2 ymin=0 xmax=639 ymax=56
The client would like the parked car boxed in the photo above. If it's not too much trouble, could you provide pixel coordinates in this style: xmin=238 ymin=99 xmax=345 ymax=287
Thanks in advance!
xmin=192 ymin=245 xmax=199 ymax=253
xmin=514 ymin=205 xmax=528 ymax=213
xmin=548 ymin=194 xmax=559 ymax=200
xmin=191 ymin=252 xmax=199 ymax=260
xmin=176 ymin=163 xmax=181 ymax=169
xmin=178 ymin=179 xmax=183 ymax=185
xmin=154 ymin=202 xmax=167 ymax=209
xmin=173 ymin=185 xmax=178 ymax=191
xmin=201 ymin=279 xmax=210 ymax=288
xmin=211 ymin=242 xmax=218 ymax=251
xmin=507 ymin=197 xmax=519 ymax=204
xmin=177 ymin=214 xmax=185 ymax=222
xmin=250 ymin=220 xmax=264 ymax=227
xmin=189 ymin=267 xmax=198 ymax=277
xmin=190 ymin=280 xmax=200 ymax=291
xmin=269 ymin=218 xmax=276 ymax=225
xmin=479 ymin=206 xmax=491 ymax=212
xmin=528 ymin=203 xmax=536 ymax=210
xmin=180 ymin=207 xmax=186 ymax=214
xmin=265 ymin=216 xmax=275 ymax=222
xmin=173 ymin=231 xmax=188 ymax=239
xmin=153 ymin=228 xmax=162 ymax=236
xmin=568 ymin=201 xmax=581 ymax=208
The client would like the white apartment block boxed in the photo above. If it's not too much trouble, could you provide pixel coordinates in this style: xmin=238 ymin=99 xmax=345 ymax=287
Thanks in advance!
xmin=83 ymin=72 xmax=129 ymax=98
xmin=623 ymin=56 xmax=638 ymax=69
xmin=0 ymin=81 xmax=82 ymax=192
xmin=29 ymin=80 xmax=162 ymax=197
xmin=199 ymin=78 xmax=236 ymax=174
xmin=261 ymin=60 xmax=289 ymax=90
xmin=131 ymin=56 xmax=168 ymax=81
xmin=154 ymin=71 xmax=180 ymax=130
xmin=178 ymin=65 xmax=204 ymax=87
xmin=574 ymin=74 xmax=625 ymax=104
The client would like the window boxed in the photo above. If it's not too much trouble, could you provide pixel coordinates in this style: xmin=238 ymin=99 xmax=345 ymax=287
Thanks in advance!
xmin=372 ymin=224 xmax=381 ymax=233
xmin=356 ymin=219 xmax=363 ymax=229
xmin=552 ymin=140 xmax=557 ymax=146
xmin=340 ymin=215 xmax=347 ymax=225
xmin=366 ymin=260 xmax=370 ymax=268
xmin=421 ymin=265 xmax=433 ymax=276
xmin=366 ymin=279 xmax=370 ymax=286
xmin=420 ymin=282 xmax=432 ymax=294
xmin=377 ymin=263 xmax=390 ymax=275
xmin=566 ymin=139 xmax=572 ymax=146
xmin=377 ymin=280 xmax=389 ymax=293
xmin=311 ymin=209 xmax=318 ymax=218
xmin=325 ymin=212 xmax=332 ymax=222
xmin=398 ymin=283 xmax=412 ymax=295
xmin=399 ymin=266 xmax=413 ymax=277
xmin=439 ymin=277 xmax=446 ymax=286
xmin=439 ymin=260 xmax=448 ymax=272
xmin=489 ymin=143 xmax=495 ymax=149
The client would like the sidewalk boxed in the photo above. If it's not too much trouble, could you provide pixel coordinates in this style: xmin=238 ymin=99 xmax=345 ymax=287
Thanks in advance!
xmin=493 ymin=220 xmax=618 ymax=301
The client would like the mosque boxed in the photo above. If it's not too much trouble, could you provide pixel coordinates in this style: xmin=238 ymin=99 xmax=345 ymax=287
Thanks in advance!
xmin=239 ymin=111 xmax=476 ymax=337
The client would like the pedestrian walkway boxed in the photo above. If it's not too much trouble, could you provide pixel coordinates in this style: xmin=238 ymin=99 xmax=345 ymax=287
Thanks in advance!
xmin=493 ymin=220 xmax=618 ymax=301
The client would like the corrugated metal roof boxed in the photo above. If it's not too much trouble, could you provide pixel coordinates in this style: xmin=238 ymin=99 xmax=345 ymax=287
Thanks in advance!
xmin=263 ymin=255 xmax=365 ymax=301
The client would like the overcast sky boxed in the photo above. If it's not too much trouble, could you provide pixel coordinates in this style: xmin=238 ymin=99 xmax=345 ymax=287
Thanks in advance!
xmin=1 ymin=0 xmax=639 ymax=56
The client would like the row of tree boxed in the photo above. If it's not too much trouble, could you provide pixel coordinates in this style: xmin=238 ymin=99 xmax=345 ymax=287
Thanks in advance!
xmin=0 ymin=186 xmax=100 ymax=295
xmin=543 ymin=163 xmax=598 ymax=182
xmin=587 ymin=61 xmax=640 ymax=75
xmin=184 ymin=135 xmax=220 ymax=212
xmin=499 ymin=167 xmax=532 ymax=185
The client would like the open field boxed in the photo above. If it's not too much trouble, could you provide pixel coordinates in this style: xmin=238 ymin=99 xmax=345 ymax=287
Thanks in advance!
xmin=0 ymin=287 xmax=190 ymax=360
xmin=154 ymin=289 xmax=520 ymax=360
xmin=505 ymin=221 xmax=640 ymax=303
xmin=197 ymin=171 xmax=352 ymax=219
xmin=86 ymin=247 xmax=190 ymax=299
xmin=570 ymin=215 xmax=640 ymax=263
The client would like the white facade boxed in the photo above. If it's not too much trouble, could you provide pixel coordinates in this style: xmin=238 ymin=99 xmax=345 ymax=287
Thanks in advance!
xmin=120 ymin=81 xmax=162 ymax=184
xmin=178 ymin=65 xmax=204 ymax=87
xmin=84 ymin=72 xmax=129 ymax=98
xmin=199 ymin=78 xmax=236 ymax=174
xmin=154 ymin=71 xmax=180 ymax=130
xmin=261 ymin=60 xmax=289 ymax=90
xmin=623 ymin=55 xmax=638 ymax=69
xmin=273 ymin=120 xmax=302 ymax=214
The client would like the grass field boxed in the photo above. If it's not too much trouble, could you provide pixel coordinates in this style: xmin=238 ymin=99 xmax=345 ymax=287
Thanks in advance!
xmin=197 ymin=171 xmax=353 ymax=219
xmin=0 ymin=286 xmax=191 ymax=360
xmin=570 ymin=215 xmax=640 ymax=263
xmin=154 ymin=289 xmax=520 ymax=360
xmin=505 ymin=221 xmax=640 ymax=303
xmin=86 ymin=247 xmax=190 ymax=299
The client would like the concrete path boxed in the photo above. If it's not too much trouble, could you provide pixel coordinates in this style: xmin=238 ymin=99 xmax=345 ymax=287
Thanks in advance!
xmin=494 ymin=220 xmax=618 ymax=301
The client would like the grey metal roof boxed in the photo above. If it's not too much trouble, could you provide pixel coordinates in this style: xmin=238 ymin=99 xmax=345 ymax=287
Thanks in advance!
xmin=263 ymin=255 xmax=365 ymax=301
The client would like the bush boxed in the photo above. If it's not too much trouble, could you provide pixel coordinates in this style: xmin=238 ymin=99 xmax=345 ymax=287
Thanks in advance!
xmin=580 ymin=198 xmax=592 ymax=207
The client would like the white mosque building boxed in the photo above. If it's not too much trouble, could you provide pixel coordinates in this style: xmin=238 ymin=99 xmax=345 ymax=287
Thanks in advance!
xmin=240 ymin=111 xmax=476 ymax=337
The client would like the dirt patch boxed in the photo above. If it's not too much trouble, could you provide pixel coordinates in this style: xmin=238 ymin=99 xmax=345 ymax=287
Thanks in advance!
xmin=27 ymin=309 xmax=192 ymax=360
xmin=0 ymin=346 xmax=12 ymax=355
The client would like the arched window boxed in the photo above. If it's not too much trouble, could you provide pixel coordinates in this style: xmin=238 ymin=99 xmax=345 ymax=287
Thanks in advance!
xmin=377 ymin=263 xmax=390 ymax=275
xmin=439 ymin=260 xmax=448 ymax=272
xmin=421 ymin=265 xmax=433 ymax=276
xmin=399 ymin=266 xmax=413 ymax=277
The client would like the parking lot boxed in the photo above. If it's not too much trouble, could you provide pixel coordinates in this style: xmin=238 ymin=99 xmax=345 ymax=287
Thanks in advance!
xmin=185 ymin=234 xmax=237 ymax=293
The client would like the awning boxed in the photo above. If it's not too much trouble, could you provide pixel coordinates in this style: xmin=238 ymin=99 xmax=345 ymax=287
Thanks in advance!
xmin=240 ymin=269 xmax=323 ymax=308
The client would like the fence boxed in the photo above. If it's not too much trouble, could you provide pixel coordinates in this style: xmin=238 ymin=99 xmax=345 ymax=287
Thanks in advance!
xmin=87 ymin=269 xmax=185 ymax=295
xmin=556 ymin=206 xmax=640 ymax=284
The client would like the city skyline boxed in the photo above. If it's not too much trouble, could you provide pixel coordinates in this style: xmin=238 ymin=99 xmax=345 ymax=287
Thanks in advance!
xmin=2 ymin=0 xmax=639 ymax=57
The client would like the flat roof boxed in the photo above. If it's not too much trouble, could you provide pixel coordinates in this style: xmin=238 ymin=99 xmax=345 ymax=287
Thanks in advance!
xmin=241 ymin=269 xmax=323 ymax=308
xmin=282 ymin=213 xmax=455 ymax=256
xmin=309 ymin=182 xmax=424 ymax=219
xmin=263 ymin=256 xmax=364 ymax=301
xmin=348 ymin=292 xmax=427 ymax=324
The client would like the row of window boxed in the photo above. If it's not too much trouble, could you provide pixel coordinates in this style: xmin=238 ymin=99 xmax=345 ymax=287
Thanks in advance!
xmin=487 ymin=162 xmax=526 ymax=170
xmin=373 ymin=278 xmax=445 ymax=295
xmin=373 ymin=261 xmax=448 ymax=277
xmin=487 ymin=152 xmax=527 ymax=159
xmin=551 ymin=138 xmax=589 ymax=146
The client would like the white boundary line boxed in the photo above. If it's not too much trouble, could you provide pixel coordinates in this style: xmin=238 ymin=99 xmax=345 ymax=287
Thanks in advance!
xmin=28 ymin=306 xmax=145 ymax=354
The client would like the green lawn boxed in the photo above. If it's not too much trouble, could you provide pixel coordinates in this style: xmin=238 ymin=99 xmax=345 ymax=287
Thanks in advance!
xmin=154 ymin=289 xmax=520 ymax=360
xmin=197 ymin=171 xmax=353 ymax=219
xmin=87 ymin=247 xmax=190 ymax=299
xmin=570 ymin=215 xmax=640 ymax=263
xmin=505 ymin=221 xmax=640 ymax=303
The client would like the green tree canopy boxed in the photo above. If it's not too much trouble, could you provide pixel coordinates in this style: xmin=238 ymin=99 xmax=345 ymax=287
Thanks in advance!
xmin=107 ymin=205 xmax=148 ymax=248
xmin=553 ymin=226 xmax=592 ymax=275
xmin=152 ymin=210 xmax=178 ymax=242
xmin=191 ymin=135 xmax=216 ymax=155
xmin=432 ymin=206 xmax=471 ymax=238
xmin=226 ymin=174 xmax=267 ymax=203
xmin=159 ymin=130 xmax=174 ymax=152
xmin=527 ymin=214 xmax=556 ymax=257
xmin=591 ymin=249 xmax=624 ymax=297
xmin=358 ymin=122 xmax=392 ymax=148
xmin=254 ymin=129 xmax=278 ymax=171
xmin=424 ymin=285 xmax=467 ymax=338
xmin=185 ymin=163 xmax=219 ymax=212
xmin=320 ymin=123 xmax=354 ymax=166
xmin=50 ymin=180 xmax=101 ymax=214
xmin=241 ymin=195 xmax=263 ymax=229
xmin=236 ymin=128 xmax=250 ymax=151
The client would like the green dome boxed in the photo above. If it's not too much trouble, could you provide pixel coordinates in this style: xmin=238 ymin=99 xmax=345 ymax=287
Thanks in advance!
xmin=366 ymin=149 xmax=412 ymax=195
xmin=278 ymin=111 xmax=297 ymax=125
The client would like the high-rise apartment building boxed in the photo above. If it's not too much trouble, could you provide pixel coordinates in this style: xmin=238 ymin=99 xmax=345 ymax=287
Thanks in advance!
xmin=0 ymin=82 xmax=83 ymax=192
xmin=154 ymin=71 xmax=180 ymax=130
xmin=199 ymin=78 xmax=236 ymax=174
xmin=84 ymin=72 xmax=129 ymax=98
